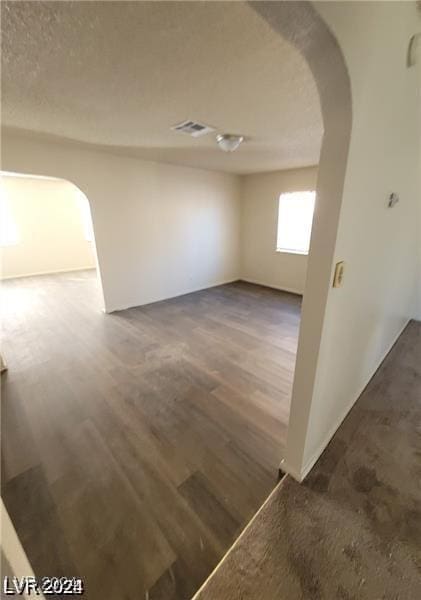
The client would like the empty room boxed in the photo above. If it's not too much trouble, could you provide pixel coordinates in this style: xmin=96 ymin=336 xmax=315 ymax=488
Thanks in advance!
xmin=1 ymin=2 xmax=420 ymax=600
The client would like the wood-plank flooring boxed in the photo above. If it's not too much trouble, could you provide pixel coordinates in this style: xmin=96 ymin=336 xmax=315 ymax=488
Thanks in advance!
xmin=1 ymin=270 xmax=300 ymax=599
xmin=196 ymin=321 xmax=421 ymax=600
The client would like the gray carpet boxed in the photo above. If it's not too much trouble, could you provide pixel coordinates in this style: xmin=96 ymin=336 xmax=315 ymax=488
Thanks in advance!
xmin=196 ymin=320 xmax=421 ymax=600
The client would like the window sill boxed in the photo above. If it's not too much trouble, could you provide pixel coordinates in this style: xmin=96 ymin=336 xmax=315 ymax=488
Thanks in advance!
xmin=276 ymin=248 xmax=309 ymax=256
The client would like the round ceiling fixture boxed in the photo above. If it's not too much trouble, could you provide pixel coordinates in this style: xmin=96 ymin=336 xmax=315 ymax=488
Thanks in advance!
xmin=216 ymin=134 xmax=244 ymax=153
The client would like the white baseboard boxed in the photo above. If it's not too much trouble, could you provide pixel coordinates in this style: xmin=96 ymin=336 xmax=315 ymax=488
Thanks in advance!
xmin=284 ymin=318 xmax=411 ymax=482
xmin=1 ymin=266 xmax=96 ymax=280
xmin=240 ymin=277 xmax=303 ymax=296
xmin=105 ymin=276 xmax=241 ymax=313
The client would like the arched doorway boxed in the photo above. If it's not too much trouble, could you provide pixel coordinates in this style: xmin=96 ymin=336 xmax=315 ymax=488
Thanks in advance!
xmin=0 ymin=2 xmax=353 ymax=597
xmin=250 ymin=1 xmax=352 ymax=480
xmin=1 ymin=3 xmax=352 ymax=482
xmin=0 ymin=171 xmax=105 ymax=311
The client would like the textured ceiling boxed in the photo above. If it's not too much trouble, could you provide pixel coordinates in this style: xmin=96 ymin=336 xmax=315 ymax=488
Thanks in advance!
xmin=1 ymin=1 xmax=323 ymax=174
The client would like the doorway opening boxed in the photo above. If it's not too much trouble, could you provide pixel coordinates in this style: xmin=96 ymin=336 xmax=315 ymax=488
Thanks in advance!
xmin=0 ymin=171 xmax=104 ymax=313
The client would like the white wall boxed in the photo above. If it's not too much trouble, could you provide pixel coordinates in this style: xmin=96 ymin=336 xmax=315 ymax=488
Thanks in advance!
xmin=252 ymin=0 xmax=420 ymax=481
xmin=296 ymin=1 xmax=421 ymax=475
xmin=1 ymin=175 xmax=96 ymax=278
xmin=1 ymin=135 xmax=241 ymax=311
xmin=1 ymin=501 xmax=44 ymax=600
xmin=241 ymin=166 xmax=318 ymax=294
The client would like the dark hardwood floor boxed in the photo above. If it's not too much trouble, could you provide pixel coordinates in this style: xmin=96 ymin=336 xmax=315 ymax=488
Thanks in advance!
xmin=195 ymin=321 xmax=421 ymax=600
xmin=1 ymin=270 xmax=300 ymax=599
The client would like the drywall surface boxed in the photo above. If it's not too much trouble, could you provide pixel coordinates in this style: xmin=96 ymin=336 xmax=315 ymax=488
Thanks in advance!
xmin=299 ymin=1 xmax=421 ymax=474
xmin=1 ymin=175 xmax=95 ymax=278
xmin=1 ymin=134 xmax=241 ymax=311
xmin=240 ymin=166 xmax=318 ymax=294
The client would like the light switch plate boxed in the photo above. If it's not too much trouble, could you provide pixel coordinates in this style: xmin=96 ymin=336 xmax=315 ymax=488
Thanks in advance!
xmin=333 ymin=261 xmax=345 ymax=288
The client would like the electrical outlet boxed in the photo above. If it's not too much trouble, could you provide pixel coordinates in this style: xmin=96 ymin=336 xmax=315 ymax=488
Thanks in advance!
xmin=333 ymin=261 xmax=345 ymax=288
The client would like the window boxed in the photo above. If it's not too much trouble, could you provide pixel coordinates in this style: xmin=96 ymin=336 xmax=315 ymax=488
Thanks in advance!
xmin=0 ymin=185 xmax=19 ymax=246
xmin=276 ymin=191 xmax=316 ymax=255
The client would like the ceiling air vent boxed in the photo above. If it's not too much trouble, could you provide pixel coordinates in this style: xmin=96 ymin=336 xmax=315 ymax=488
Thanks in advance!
xmin=171 ymin=120 xmax=215 ymax=138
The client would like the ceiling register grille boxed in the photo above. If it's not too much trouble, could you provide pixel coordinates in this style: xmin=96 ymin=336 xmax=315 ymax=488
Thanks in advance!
xmin=171 ymin=120 xmax=215 ymax=137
